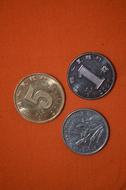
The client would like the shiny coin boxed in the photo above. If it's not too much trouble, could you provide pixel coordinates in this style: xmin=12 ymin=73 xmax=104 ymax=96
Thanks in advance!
xmin=68 ymin=52 xmax=116 ymax=99
xmin=14 ymin=73 xmax=65 ymax=123
xmin=62 ymin=109 xmax=109 ymax=155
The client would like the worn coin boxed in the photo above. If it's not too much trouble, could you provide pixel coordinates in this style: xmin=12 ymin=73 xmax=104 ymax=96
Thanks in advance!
xmin=68 ymin=52 xmax=116 ymax=99
xmin=14 ymin=73 xmax=65 ymax=123
xmin=62 ymin=109 xmax=109 ymax=155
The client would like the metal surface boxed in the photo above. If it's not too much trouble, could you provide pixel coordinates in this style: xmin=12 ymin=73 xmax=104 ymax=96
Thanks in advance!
xmin=68 ymin=52 xmax=116 ymax=99
xmin=14 ymin=73 xmax=65 ymax=123
xmin=62 ymin=109 xmax=109 ymax=155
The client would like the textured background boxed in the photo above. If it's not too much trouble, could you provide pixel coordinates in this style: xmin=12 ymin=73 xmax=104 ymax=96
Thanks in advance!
xmin=0 ymin=0 xmax=126 ymax=190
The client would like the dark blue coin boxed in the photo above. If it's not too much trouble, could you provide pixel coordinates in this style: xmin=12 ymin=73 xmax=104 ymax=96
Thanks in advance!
xmin=67 ymin=52 xmax=116 ymax=99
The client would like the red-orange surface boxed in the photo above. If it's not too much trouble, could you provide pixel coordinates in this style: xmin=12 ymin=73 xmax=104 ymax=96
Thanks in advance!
xmin=0 ymin=1 xmax=126 ymax=190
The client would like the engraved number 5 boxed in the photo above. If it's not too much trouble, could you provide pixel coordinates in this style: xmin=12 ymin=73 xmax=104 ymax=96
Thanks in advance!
xmin=24 ymin=85 xmax=52 ymax=109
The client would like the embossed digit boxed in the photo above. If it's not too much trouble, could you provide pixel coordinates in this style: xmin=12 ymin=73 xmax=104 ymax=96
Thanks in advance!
xmin=78 ymin=65 xmax=105 ymax=89
xmin=24 ymin=85 xmax=52 ymax=109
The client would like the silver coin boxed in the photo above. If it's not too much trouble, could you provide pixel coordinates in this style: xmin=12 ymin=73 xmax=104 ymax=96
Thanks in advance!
xmin=14 ymin=73 xmax=65 ymax=123
xmin=68 ymin=52 xmax=116 ymax=99
xmin=62 ymin=109 xmax=109 ymax=155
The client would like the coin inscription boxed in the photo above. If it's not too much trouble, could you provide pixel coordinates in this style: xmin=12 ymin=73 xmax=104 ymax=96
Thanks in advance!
xmin=68 ymin=52 xmax=116 ymax=99
xmin=62 ymin=109 xmax=109 ymax=155
xmin=14 ymin=73 xmax=65 ymax=123
xmin=78 ymin=65 xmax=105 ymax=89
xmin=24 ymin=85 xmax=53 ymax=109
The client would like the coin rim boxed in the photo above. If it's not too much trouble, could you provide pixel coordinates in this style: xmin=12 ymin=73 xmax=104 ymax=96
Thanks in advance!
xmin=14 ymin=73 xmax=65 ymax=124
xmin=67 ymin=52 xmax=116 ymax=100
xmin=62 ymin=108 xmax=110 ymax=155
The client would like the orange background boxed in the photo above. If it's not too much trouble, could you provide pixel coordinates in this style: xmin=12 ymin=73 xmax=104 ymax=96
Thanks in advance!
xmin=0 ymin=0 xmax=126 ymax=190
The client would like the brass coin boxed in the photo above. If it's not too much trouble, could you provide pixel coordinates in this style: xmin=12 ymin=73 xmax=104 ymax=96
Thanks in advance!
xmin=14 ymin=73 xmax=65 ymax=123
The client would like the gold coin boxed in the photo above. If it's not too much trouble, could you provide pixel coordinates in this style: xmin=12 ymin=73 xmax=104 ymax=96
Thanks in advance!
xmin=14 ymin=73 xmax=65 ymax=123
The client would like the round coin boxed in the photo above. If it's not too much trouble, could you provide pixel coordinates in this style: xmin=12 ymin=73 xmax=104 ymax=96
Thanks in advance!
xmin=62 ymin=109 xmax=109 ymax=155
xmin=68 ymin=52 xmax=116 ymax=99
xmin=14 ymin=73 xmax=65 ymax=123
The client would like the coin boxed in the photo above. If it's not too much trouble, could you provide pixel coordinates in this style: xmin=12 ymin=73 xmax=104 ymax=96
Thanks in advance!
xmin=62 ymin=109 xmax=109 ymax=155
xmin=68 ymin=52 xmax=116 ymax=99
xmin=14 ymin=73 xmax=65 ymax=123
